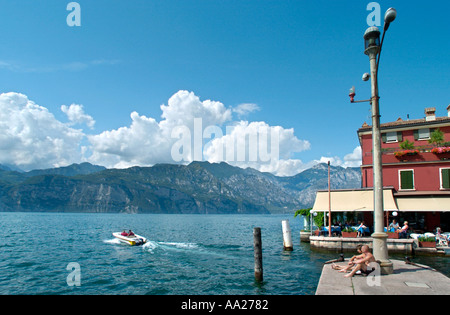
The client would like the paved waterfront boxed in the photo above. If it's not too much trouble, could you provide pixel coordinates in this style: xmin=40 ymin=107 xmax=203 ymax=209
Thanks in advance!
xmin=316 ymin=259 xmax=450 ymax=295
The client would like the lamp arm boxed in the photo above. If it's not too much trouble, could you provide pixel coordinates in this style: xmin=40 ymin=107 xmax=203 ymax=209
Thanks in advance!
xmin=351 ymin=99 xmax=373 ymax=104
xmin=376 ymin=27 xmax=388 ymax=74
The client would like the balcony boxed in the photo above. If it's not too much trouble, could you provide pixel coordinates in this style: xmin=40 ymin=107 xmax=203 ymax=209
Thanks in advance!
xmin=363 ymin=145 xmax=450 ymax=165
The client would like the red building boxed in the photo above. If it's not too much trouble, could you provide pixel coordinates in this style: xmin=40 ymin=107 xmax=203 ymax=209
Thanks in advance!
xmin=357 ymin=105 xmax=450 ymax=231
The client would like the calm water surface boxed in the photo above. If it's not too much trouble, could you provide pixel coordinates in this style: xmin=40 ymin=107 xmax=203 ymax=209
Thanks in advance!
xmin=0 ymin=212 xmax=448 ymax=295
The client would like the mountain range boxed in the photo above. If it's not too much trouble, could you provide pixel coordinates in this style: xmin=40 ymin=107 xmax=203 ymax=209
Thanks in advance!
xmin=0 ymin=162 xmax=361 ymax=214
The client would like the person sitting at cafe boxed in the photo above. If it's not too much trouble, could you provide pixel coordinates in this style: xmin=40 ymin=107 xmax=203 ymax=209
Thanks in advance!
xmin=436 ymin=227 xmax=449 ymax=246
xmin=388 ymin=219 xmax=399 ymax=232
xmin=356 ymin=221 xmax=367 ymax=237
xmin=398 ymin=221 xmax=409 ymax=239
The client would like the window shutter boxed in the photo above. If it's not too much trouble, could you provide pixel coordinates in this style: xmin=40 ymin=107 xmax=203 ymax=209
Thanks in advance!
xmin=442 ymin=169 xmax=450 ymax=189
xmin=397 ymin=131 xmax=403 ymax=142
xmin=400 ymin=170 xmax=414 ymax=190
xmin=382 ymin=133 xmax=387 ymax=143
xmin=413 ymin=130 xmax=419 ymax=140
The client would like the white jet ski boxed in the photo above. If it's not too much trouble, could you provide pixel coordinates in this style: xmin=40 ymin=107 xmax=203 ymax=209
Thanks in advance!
xmin=112 ymin=232 xmax=147 ymax=246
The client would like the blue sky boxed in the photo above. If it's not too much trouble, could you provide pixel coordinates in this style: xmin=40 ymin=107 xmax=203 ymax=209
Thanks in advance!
xmin=0 ymin=0 xmax=449 ymax=175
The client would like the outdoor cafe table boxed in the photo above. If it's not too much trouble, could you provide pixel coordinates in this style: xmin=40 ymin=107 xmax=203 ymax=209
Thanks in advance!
xmin=321 ymin=226 xmax=341 ymax=236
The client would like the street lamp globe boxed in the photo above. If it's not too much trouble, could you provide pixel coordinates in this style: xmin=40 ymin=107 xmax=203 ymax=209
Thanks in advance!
xmin=364 ymin=26 xmax=381 ymax=55
xmin=349 ymin=86 xmax=356 ymax=102
xmin=384 ymin=8 xmax=397 ymax=24
xmin=362 ymin=73 xmax=370 ymax=81
xmin=384 ymin=8 xmax=397 ymax=31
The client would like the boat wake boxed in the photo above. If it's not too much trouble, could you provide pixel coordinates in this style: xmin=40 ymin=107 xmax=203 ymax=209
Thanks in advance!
xmin=143 ymin=241 xmax=199 ymax=254
xmin=104 ymin=238 xmax=234 ymax=259
xmin=104 ymin=238 xmax=198 ymax=253
xmin=103 ymin=238 xmax=121 ymax=245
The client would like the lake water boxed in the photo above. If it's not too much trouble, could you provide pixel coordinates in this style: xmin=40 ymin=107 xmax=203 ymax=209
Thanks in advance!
xmin=0 ymin=212 xmax=448 ymax=295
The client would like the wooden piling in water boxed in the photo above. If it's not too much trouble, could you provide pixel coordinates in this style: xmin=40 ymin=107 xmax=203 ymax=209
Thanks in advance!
xmin=253 ymin=227 xmax=263 ymax=282
xmin=282 ymin=220 xmax=293 ymax=251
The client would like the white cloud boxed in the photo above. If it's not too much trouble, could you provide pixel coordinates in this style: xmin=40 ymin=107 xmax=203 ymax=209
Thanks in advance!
xmin=317 ymin=156 xmax=341 ymax=165
xmin=61 ymin=104 xmax=96 ymax=129
xmin=203 ymin=120 xmax=311 ymax=176
xmin=0 ymin=90 xmax=361 ymax=176
xmin=0 ymin=59 xmax=120 ymax=73
xmin=0 ymin=61 xmax=14 ymax=71
xmin=88 ymin=90 xmax=234 ymax=169
xmin=343 ymin=146 xmax=362 ymax=167
xmin=88 ymin=111 xmax=170 ymax=169
xmin=87 ymin=90 xmax=312 ymax=173
xmin=263 ymin=159 xmax=320 ymax=177
xmin=232 ymin=103 xmax=260 ymax=118
xmin=159 ymin=90 xmax=232 ymax=134
xmin=0 ymin=92 xmax=85 ymax=171
xmin=316 ymin=146 xmax=362 ymax=169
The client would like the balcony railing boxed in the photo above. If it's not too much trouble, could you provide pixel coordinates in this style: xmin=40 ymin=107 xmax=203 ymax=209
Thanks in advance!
xmin=363 ymin=145 xmax=450 ymax=162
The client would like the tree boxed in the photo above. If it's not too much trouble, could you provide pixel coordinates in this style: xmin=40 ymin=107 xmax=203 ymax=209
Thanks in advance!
xmin=429 ymin=128 xmax=444 ymax=146
xmin=294 ymin=208 xmax=324 ymax=230
xmin=294 ymin=208 xmax=312 ymax=217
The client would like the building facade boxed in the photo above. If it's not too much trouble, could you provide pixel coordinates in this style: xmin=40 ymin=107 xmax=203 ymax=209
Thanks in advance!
xmin=357 ymin=105 xmax=450 ymax=231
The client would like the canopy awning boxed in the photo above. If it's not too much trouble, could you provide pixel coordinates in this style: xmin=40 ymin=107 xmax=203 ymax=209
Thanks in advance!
xmin=396 ymin=196 xmax=450 ymax=212
xmin=311 ymin=188 xmax=398 ymax=213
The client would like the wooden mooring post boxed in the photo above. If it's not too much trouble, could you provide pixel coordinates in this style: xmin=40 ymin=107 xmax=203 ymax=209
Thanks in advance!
xmin=253 ymin=227 xmax=263 ymax=282
xmin=282 ymin=220 xmax=293 ymax=251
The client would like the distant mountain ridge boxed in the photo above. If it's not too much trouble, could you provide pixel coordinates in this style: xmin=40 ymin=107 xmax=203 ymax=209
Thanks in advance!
xmin=0 ymin=162 xmax=361 ymax=214
xmin=26 ymin=162 xmax=107 ymax=177
xmin=0 ymin=162 xmax=106 ymax=184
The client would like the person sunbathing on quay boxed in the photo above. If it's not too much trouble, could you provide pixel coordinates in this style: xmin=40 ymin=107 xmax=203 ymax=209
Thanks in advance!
xmin=332 ymin=244 xmax=363 ymax=273
xmin=343 ymin=245 xmax=376 ymax=278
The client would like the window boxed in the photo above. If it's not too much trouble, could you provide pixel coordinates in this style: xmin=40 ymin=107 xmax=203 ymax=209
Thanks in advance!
xmin=399 ymin=170 xmax=415 ymax=190
xmin=386 ymin=132 xmax=399 ymax=143
xmin=441 ymin=168 xmax=450 ymax=189
xmin=414 ymin=128 xmax=431 ymax=140
xmin=382 ymin=131 xmax=402 ymax=143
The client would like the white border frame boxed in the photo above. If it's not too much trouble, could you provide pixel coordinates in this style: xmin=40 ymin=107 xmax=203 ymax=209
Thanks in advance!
xmin=398 ymin=169 xmax=415 ymax=191
xmin=439 ymin=167 xmax=450 ymax=190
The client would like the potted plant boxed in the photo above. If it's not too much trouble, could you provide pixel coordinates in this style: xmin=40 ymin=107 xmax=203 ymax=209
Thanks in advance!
xmin=394 ymin=140 xmax=420 ymax=159
xmin=302 ymin=210 xmax=323 ymax=236
xmin=342 ymin=227 xmax=357 ymax=238
xmin=431 ymin=147 xmax=450 ymax=154
xmin=418 ymin=236 xmax=436 ymax=248
xmin=431 ymin=146 xmax=450 ymax=160
xmin=429 ymin=129 xmax=444 ymax=147
xmin=314 ymin=222 xmax=324 ymax=236
xmin=429 ymin=129 xmax=450 ymax=159
xmin=387 ymin=231 xmax=399 ymax=239
xmin=394 ymin=149 xmax=419 ymax=158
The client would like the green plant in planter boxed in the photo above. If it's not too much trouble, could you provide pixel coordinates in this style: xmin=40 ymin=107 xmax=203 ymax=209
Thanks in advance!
xmin=313 ymin=212 xmax=324 ymax=230
xmin=418 ymin=236 xmax=436 ymax=242
xmin=400 ymin=139 xmax=415 ymax=150
xmin=342 ymin=227 xmax=354 ymax=233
